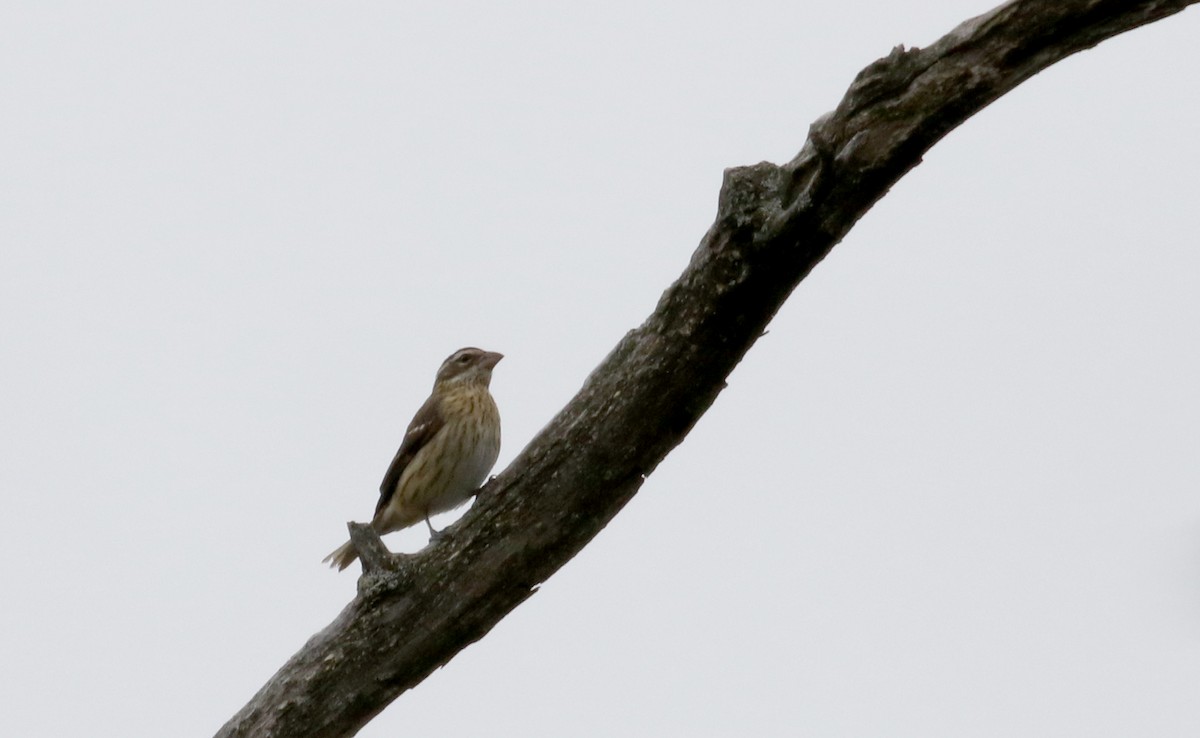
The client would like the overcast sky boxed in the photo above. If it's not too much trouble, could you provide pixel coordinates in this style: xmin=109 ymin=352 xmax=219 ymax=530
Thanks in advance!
xmin=2 ymin=2 xmax=1198 ymax=736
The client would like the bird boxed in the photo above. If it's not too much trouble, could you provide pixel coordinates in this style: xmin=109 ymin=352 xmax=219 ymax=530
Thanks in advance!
xmin=324 ymin=347 xmax=503 ymax=571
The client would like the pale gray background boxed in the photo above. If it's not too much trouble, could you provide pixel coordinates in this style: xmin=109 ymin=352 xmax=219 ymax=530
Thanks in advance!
xmin=2 ymin=2 xmax=1198 ymax=736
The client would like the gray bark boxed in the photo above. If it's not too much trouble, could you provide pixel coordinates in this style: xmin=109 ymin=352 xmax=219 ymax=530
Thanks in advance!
xmin=216 ymin=1 xmax=1198 ymax=736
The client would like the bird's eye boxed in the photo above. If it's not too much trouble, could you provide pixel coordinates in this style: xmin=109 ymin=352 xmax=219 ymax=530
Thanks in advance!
xmin=457 ymin=354 xmax=472 ymax=364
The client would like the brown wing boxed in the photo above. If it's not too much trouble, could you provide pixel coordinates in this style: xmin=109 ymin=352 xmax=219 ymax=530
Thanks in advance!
xmin=374 ymin=393 xmax=445 ymax=518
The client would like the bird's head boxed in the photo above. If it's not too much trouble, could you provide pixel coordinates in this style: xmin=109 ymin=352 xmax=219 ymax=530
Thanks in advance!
xmin=434 ymin=347 xmax=504 ymax=388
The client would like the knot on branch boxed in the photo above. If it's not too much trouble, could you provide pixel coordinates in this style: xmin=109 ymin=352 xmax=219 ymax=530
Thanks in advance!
xmin=716 ymin=162 xmax=786 ymax=235
xmin=840 ymin=44 xmax=930 ymax=117
xmin=346 ymin=522 xmax=415 ymax=598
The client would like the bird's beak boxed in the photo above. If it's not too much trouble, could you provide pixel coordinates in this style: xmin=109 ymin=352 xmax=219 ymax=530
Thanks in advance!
xmin=481 ymin=351 xmax=504 ymax=369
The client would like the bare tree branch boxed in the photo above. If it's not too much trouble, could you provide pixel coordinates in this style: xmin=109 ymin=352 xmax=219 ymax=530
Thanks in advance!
xmin=216 ymin=2 xmax=1198 ymax=736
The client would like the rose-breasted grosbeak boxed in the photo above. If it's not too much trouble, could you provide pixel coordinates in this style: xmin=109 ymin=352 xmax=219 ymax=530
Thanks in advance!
xmin=324 ymin=347 xmax=502 ymax=571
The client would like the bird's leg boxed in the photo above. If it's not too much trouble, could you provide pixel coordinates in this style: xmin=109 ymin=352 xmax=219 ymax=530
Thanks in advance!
xmin=425 ymin=511 xmax=449 ymax=544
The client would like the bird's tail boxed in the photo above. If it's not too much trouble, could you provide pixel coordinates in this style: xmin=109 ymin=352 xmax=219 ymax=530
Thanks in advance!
xmin=323 ymin=540 xmax=359 ymax=571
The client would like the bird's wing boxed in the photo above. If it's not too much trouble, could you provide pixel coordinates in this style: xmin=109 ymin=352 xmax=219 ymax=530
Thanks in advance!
xmin=374 ymin=393 xmax=445 ymax=518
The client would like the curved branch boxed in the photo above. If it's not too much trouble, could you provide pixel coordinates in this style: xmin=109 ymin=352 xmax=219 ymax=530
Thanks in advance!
xmin=216 ymin=2 xmax=1197 ymax=736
